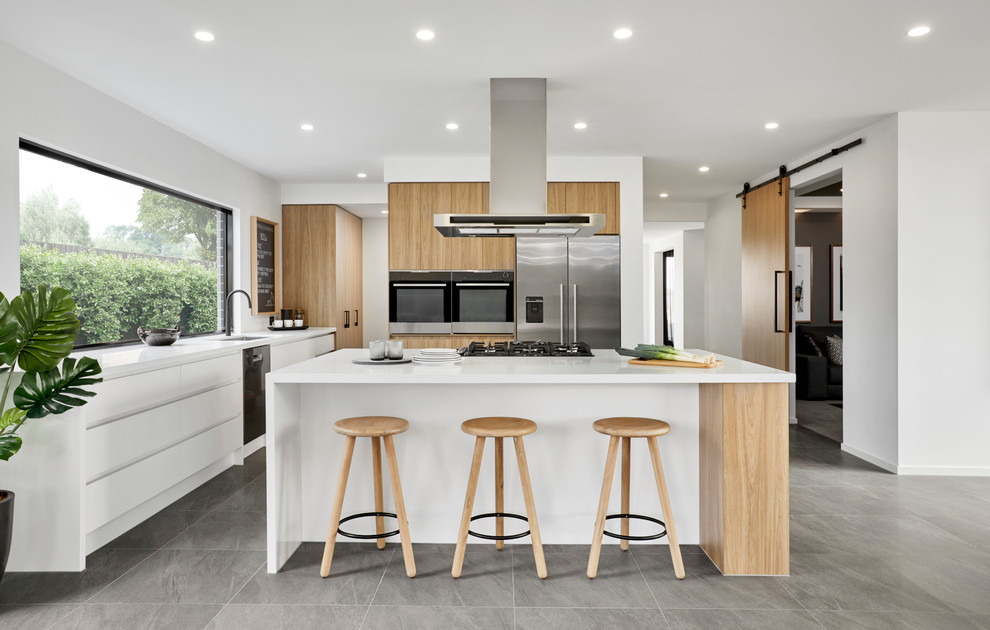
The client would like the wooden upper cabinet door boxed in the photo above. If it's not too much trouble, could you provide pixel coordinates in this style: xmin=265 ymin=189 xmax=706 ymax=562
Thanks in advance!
xmin=388 ymin=182 xmax=451 ymax=270
xmin=449 ymin=182 xmax=484 ymax=269
xmin=479 ymin=182 xmax=515 ymax=270
xmin=546 ymin=182 xmax=620 ymax=234
xmin=547 ymin=182 xmax=567 ymax=213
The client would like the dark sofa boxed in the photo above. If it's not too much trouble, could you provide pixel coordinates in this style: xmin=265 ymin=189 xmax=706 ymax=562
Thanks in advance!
xmin=795 ymin=324 xmax=842 ymax=400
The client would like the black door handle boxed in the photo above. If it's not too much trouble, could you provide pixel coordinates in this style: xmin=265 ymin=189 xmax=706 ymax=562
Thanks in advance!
xmin=354 ymin=309 xmax=359 ymax=326
xmin=773 ymin=271 xmax=785 ymax=333
xmin=344 ymin=310 xmax=350 ymax=328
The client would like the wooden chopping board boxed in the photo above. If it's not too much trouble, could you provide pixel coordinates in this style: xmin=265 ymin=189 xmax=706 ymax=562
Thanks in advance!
xmin=628 ymin=358 xmax=724 ymax=369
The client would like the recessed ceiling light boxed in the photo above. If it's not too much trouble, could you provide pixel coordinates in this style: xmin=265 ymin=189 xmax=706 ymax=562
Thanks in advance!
xmin=446 ymin=122 xmax=459 ymax=130
xmin=194 ymin=31 xmax=215 ymax=42
xmin=300 ymin=123 xmax=314 ymax=131
xmin=357 ymin=173 xmax=367 ymax=178
xmin=765 ymin=122 xmax=779 ymax=129
xmin=613 ymin=28 xmax=633 ymax=39
xmin=574 ymin=122 xmax=588 ymax=130
xmin=907 ymin=25 xmax=931 ymax=37
xmin=659 ymin=193 xmax=669 ymax=198
xmin=416 ymin=30 xmax=435 ymax=41
xmin=381 ymin=210 xmax=389 ymax=214
xmin=698 ymin=166 xmax=710 ymax=173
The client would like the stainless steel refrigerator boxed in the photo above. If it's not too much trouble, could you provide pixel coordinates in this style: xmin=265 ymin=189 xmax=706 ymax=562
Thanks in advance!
xmin=516 ymin=237 xmax=621 ymax=348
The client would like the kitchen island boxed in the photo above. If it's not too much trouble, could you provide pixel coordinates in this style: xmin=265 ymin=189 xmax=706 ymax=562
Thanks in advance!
xmin=266 ymin=348 xmax=794 ymax=576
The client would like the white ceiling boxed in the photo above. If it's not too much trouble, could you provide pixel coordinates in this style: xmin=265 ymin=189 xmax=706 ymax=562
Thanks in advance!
xmin=2 ymin=1 xmax=989 ymax=203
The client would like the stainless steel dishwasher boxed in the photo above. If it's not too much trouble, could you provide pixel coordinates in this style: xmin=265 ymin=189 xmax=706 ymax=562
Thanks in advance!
xmin=243 ymin=345 xmax=270 ymax=445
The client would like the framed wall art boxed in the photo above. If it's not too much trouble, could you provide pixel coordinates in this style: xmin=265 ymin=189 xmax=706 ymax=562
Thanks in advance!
xmin=794 ymin=245 xmax=813 ymax=323
xmin=830 ymin=244 xmax=843 ymax=322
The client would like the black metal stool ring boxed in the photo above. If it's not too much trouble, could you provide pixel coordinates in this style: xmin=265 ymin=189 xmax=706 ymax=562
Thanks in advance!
xmin=337 ymin=511 xmax=401 ymax=540
xmin=603 ymin=513 xmax=667 ymax=541
xmin=468 ymin=512 xmax=530 ymax=541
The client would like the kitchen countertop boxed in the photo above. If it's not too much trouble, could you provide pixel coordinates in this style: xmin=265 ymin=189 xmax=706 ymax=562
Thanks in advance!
xmin=71 ymin=327 xmax=336 ymax=380
xmin=270 ymin=347 xmax=794 ymax=384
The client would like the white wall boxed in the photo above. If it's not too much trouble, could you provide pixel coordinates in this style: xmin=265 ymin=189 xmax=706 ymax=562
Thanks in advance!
xmin=703 ymin=192 xmax=743 ymax=358
xmin=384 ymin=155 xmax=646 ymax=346
xmin=281 ymin=183 xmax=387 ymax=205
xmin=0 ymin=40 xmax=280 ymax=334
xmin=896 ymin=112 xmax=990 ymax=474
xmin=645 ymin=201 xmax=707 ymax=222
xmin=361 ymin=218 xmax=389 ymax=345
xmin=681 ymin=229 xmax=706 ymax=348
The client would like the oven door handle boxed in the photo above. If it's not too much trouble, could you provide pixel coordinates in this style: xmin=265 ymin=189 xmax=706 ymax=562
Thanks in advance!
xmin=392 ymin=283 xmax=448 ymax=287
xmin=454 ymin=282 xmax=511 ymax=287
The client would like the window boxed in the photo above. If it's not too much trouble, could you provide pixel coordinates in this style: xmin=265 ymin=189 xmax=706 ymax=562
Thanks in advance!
xmin=18 ymin=140 xmax=233 ymax=347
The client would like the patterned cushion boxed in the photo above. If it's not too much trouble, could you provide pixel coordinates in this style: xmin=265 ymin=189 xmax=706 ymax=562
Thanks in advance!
xmin=826 ymin=335 xmax=843 ymax=366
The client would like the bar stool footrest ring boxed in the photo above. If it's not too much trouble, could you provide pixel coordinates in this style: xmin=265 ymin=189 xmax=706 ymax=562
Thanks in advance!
xmin=603 ymin=513 xmax=667 ymax=541
xmin=337 ymin=511 xmax=401 ymax=540
xmin=468 ymin=512 xmax=530 ymax=541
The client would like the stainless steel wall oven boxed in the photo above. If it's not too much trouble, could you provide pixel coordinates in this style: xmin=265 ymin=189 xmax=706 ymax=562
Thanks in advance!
xmin=389 ymin=271 xmax=452 ymax=334
xmin=451 ymin=270 xmax=515 ymax=334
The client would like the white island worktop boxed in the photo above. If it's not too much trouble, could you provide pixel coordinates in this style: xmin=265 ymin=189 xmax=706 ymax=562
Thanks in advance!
xmin=266 ymin=349 xmax=795 ymax=576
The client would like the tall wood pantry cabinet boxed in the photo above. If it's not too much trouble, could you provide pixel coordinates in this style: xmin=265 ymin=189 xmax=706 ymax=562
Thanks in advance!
xmin=281 ymin=204 xmax=363 ymax=348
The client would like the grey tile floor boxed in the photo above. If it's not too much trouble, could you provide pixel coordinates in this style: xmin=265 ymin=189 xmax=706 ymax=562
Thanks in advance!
xmin=796 ymin=399 xmax=843 ymax=442
xmin=2 ymin=426 xmax=990 ymax=629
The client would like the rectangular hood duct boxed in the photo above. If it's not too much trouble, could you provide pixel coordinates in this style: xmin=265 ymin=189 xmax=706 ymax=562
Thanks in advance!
xmin=434 ymin=78 xmax=605 ymax=238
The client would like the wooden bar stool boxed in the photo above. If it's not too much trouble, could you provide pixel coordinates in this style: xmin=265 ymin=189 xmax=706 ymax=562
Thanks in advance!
xmin=452 ymin=417 xmax=547 ymax=579
xmin=320 ymin=416 xmax=416 ymax=578
xmin=587 ymin=417 xmax=684 ymax=580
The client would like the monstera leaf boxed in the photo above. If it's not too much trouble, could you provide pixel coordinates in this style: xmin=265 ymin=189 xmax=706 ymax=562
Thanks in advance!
xmin=0 ymin=408 xmax=27 ymax=461
xmin=13 ymin=357 xmax=103 ymax=419
xmin=0 ymin=292 xmax=18 ymax=367
xmin=2 ymin=285 xmax=80 ymax=372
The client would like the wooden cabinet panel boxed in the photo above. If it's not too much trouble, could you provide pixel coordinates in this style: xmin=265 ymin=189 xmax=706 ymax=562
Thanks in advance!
xmin=449 ymin=182 xmax=484 ymax=269
xmin=547 ymin=182 xmax=620 ymax=235
xmin=388 ymin=182 xmax=451 ymax=270
xmin=391 ymin=334 xmax=515 ymax=349
xmin=283 ymin=204 xmax=362 ymax=347
xmin=283 ymin=205 xmax=337 ymax=327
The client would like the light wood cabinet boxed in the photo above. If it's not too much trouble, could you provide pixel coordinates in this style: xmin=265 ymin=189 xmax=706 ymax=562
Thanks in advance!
xmin=283 ymin=204 xmax=363 ymax=348
xmin=389 ymin=182 xmax=514 ymax=271
xmin=391 ymin=334 xmax=515 ymax=350
xmin=547 ymin=182 xmax=620 ymax=235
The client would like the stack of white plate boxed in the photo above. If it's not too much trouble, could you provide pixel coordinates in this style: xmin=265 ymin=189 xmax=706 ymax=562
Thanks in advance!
xmin=412 ymin=348 xmax=463 ymax=365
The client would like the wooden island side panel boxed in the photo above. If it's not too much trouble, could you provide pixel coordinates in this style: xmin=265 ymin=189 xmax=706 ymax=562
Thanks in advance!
xmin=700 ymin=382 xmax=789 ymax=575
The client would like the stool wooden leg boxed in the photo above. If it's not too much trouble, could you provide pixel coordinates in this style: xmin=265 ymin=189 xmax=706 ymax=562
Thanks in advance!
xmin=495 ymin=437 xmax=504 ymax=550
xmin=621 ymin=437 xmax=631 ymax=551
xmin=382 ymin=435 xmax=416 ymax=578
xmin=588 ymin=435 xmax=620 ymax=579
xmin=321 ymin=435 xmax=356 ymax=578
xmin=648 ymin=436 xmax=684 ymax=580
xmin=371 ymin=436 xmax=386 ymax=550
xmin=514 ymin=436 xmax=547 ymax=579
xmin=453 ymin=436 xmax=486 ymax=578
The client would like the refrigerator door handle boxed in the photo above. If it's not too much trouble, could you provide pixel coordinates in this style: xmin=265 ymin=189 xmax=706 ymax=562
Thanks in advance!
xmin=559 ymin=283 xmax=565 ymax=344
xmin=572 ymin=284 xmax=578 ymax=343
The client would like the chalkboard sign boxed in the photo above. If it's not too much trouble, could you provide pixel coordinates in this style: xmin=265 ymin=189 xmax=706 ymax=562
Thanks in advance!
xmin=251 ymin=217 xmax=280 ymax=315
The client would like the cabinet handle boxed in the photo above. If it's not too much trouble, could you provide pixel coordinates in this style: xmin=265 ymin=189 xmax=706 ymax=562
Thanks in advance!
xmin=354 ymin=309 xmax=359 ymax=326
xmin=344 ymin=310 xmax=350 ymax=328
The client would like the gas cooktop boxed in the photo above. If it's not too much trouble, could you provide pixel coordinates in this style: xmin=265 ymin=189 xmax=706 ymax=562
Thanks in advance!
xmin=461 ymin=341 xmax=594 ymax=357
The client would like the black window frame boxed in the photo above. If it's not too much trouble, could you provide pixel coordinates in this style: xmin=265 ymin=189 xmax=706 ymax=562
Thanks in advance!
xmin=19 ymin=138 xmax=235 ymax=349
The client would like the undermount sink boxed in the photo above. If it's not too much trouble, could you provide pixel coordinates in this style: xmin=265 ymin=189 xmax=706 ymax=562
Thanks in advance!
xmin=211 ymin=335 xmax=265 ymax=342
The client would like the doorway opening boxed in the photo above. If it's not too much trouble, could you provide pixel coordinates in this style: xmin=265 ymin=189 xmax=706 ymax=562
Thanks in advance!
xmin=661 ymin=250 xmax=675 ymax=346
xmin=793 ymin=173 xmax=843 ymax=442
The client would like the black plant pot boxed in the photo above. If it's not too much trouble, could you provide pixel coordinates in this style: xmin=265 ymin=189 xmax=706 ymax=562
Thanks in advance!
xmin=0 ymin=490 xmax=12 ymax=583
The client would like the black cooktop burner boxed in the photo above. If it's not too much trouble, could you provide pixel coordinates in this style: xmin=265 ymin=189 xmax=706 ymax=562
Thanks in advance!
xmin=461 ymin=341 xmax=594 ymax=357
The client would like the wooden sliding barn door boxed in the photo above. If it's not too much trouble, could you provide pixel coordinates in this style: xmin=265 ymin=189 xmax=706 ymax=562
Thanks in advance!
xmin=741 ymin=177 xmax=790 ymax=370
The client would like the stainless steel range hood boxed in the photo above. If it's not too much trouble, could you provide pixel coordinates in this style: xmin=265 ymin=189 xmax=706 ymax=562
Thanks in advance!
xmin=434 ymin=78 xmax=605 ymax=238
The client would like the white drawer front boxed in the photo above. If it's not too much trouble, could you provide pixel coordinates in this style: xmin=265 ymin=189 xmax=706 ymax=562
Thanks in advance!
xmin=86 ymin=443 xmax=182 ymax=531
xmin=84 ymin=367 xmax=181 ymax=424
xmin=181 ymin=417 xmax=242 ymax=477
xmin=271 ymin=340 xmax=311 ymax=371
xmin=181 ymin=353 xmax=240 ymax=394
xmin=313 ymin=334 xmax=335 ymax=356
xmin=85 ymin=401 xmax=183 ymax=480
xmin=180 ymin=382 xmax=241 ymax=436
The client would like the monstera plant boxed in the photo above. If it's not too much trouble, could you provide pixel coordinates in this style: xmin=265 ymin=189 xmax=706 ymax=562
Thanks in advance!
xmin=0 ymin=285 xmax=103 ymax=581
